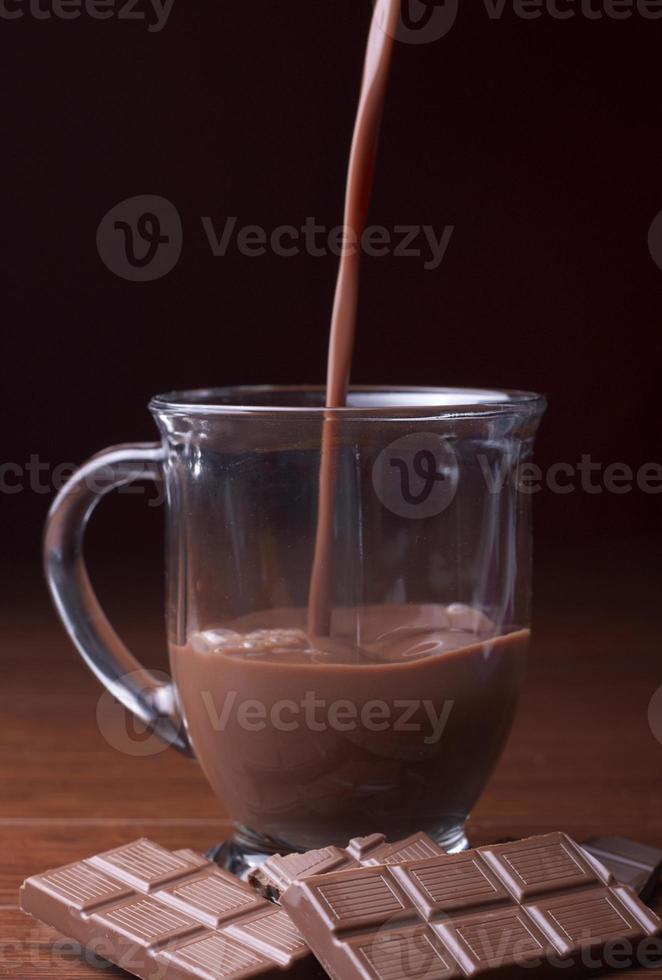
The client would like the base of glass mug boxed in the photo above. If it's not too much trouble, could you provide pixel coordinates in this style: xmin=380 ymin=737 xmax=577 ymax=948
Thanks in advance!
xmin=207 ymin=822 xmax=469 ymax=876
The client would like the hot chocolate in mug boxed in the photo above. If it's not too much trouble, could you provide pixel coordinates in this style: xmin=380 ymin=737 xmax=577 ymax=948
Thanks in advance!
xmin=44 ymin=386 xmax=546 ymax=857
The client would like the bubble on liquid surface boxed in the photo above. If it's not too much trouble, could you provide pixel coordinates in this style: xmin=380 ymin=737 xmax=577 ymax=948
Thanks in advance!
xmin=191 ymin=629 xmax=242 ymax=654
xmin=191 ymin=627 xmax=312 ymax=658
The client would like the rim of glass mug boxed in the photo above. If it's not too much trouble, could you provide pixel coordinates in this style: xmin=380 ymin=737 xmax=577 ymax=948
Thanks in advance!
xmin=149 ymin=386 xmax=546 ymax=420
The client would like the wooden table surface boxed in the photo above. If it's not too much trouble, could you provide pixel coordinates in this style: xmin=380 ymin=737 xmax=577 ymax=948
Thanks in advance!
xmin=2 ymin=594 xmax=661 ymax=978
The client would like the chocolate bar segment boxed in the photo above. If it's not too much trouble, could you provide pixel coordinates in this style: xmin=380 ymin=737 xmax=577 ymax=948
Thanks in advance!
xmin=89 ymin=838 xmax=201 ymax=891
xmin=175 ymin=848 xmax=213 ymax=866
xmin=281 ymin=832 xmax=662 ymax=979
xmin=20 ymin=838 xmax=321 ymax=979
xmin=480 ymin=834 xmax=600 ymax=900
xmin=474 ymin=835 xmax=662 ymax=899
xmin=582 ymin=836 xmax=662 ymax=900
xmin=248 ymin=831 xmax=444 ymax=900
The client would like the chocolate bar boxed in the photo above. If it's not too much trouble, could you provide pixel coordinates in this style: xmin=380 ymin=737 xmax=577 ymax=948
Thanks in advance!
xmin=250 ymin=830 xmax=662 ymax=906
xmin=20 ymin=838 xmax=323 ymax=979
xmin=281 ymin=831 xmax=662 ymax=979
xmin=582 ymin=836 xmax=662 ymax=901
xmin=248 ymin=831 xmax=444 ymax=901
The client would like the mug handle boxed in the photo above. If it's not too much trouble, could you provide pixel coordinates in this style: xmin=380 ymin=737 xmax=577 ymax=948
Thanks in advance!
xmin=43 ymin=442 xmax=193 ymax=757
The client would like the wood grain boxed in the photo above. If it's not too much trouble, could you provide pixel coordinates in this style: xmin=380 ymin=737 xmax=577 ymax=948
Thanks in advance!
xmin=2 ymin=603 xmax=661 ymax=977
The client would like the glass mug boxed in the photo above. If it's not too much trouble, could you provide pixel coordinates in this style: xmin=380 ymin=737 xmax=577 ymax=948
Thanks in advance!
xmin=44 ymin=386 xmax=546 ymax=857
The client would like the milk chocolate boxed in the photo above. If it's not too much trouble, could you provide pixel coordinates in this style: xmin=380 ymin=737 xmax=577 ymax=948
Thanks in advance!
xmin=281 ymin=831 xmax=662 ymax=979
xmin=250 ymin=831 xmax=662 ymax=907
xmin=248 ymin=831 xmax=444 ymax=901
xmin=20 ymin=838 xmax=322 ymax=979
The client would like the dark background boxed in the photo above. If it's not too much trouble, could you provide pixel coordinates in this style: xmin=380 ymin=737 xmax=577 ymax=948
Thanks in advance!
xmin=3 ymin=1 xmax=661 ymax=641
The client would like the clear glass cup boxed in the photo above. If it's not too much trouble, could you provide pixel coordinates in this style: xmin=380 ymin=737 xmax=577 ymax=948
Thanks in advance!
xmin=44 ymin=386 xmax=546 ymax=858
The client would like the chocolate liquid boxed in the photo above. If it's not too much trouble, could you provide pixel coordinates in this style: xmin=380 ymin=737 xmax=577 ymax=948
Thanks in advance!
xmin=167 ymin=3 xmax=529 ymax=851
xmin=170 ymin=607 xmax=528 ymax=850
xmin=308 ymin=0 xmax=400 ymax=633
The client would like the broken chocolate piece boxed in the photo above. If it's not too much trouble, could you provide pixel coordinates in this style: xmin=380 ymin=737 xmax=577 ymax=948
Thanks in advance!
xmin=582 ymin=836 xmax=662 ymax=901
xmin=248 ymin=831 xmax=444 ymax=901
